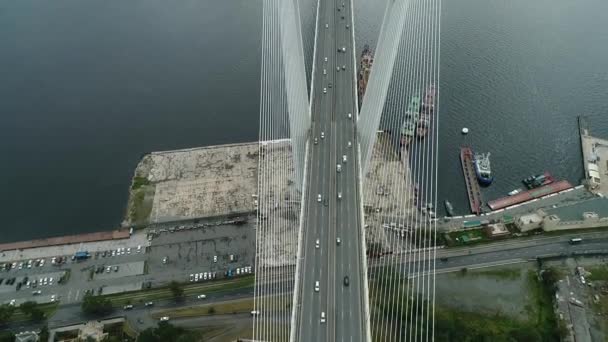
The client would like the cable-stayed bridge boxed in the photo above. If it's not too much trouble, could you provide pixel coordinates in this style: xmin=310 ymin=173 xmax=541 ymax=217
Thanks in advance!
xmin=253 ymin=0 xmax=441 ymax=341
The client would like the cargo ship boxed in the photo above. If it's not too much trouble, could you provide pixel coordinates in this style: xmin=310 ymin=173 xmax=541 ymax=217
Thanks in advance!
xmin=399 ymin=95 xmax=420 ymax=148
xmin=522 ymin=172 xmax=554 ymax=189
xmin=473 ymin=152 xmax=494 ymax=186
xmin=417 ymin=84 xmax=435 ymax=139
xmin=357 ymin=45 xmax=374 ymax=109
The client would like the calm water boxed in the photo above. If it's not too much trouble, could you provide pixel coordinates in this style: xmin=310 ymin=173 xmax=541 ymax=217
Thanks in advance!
xmin=1 ymin=0 xmax=607 ymax=242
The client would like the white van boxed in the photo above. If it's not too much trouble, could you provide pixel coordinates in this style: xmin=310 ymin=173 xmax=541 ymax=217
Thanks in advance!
xmin=320 ymin=311 xmax=326 ymax=323
xmin=315 ymin=281 xmax=319 ymax=292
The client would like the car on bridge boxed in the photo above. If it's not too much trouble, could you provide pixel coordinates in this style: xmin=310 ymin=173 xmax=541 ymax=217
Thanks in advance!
xmin=314 ymin=281 xmax=319 ymax=292
xmin=323 ymin=87 xmax=327 ymax=94
xmin=315 ymin=239 xmax=319 ymax=248
xmin=320 ymin=312 xmax=326 ymax=323
xmin=344 ymin=276 xmax=349 ymax=286
xmin=342 ymin=155 xmax=347 ymax=163
xmin=347 ymin=112 xmax=352 ymax=119
xmin=338 ymin=192 xmax=342 ymax=200
xmin=321 ymin=131 xmax=325 ymax=139
xmin=336 ymin=237 xmax=341 ymax=245
xmin=348 ymin=141 xmax=352 ymax=148
xmin=314 ymin=137 xmax=318 ymax=145
xmin=337 ymin=164 xmax=341 ymax=172
xmin=317 ymin=194 xmax=322 ymax=202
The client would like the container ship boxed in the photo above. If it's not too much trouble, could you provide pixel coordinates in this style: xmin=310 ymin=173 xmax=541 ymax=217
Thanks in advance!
xmin=522 ymin=172 xmax=554 ymax=189
xmin=399 ymin=95 xmax=420 ymax=149
xmin=473 ymin=152 xmax=494 ymax=186
xmin=357 ymin=45 xmax=374 ymax=109
xmin=417 ymin=84 xmax=435 ymax=139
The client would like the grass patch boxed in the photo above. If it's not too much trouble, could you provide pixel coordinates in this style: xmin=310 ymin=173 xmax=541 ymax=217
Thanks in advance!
xmin=8 ymin=302 xmax=59 ymax=322
xmin=153 ymin=297 xmax=257 ymax=319
xmin=446 ymin=228 xmax=486 ymax=246
xmin=102 ymin=276 xmax=254 ymax=307
xmin=473 ymin=267 xmax=521 ymax=280
xmin=128 ymin=188 xmax=153 ymax=225
xmin=586 ymin=265 xmax=608 ymax=281
xmin=131 ymin=176 xmax=150 ymax=190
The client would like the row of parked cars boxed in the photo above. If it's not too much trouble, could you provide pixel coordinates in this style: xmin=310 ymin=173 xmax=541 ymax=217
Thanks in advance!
xmin=189 ymin=271 xmax=217 ymax=282
xmin=97 ymin=245 xmax=143 ymax=258
xmin=94 ymin=265 xmax=120 ymax=274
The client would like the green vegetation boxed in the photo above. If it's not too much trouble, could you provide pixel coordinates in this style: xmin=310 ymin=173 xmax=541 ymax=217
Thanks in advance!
xmin=153 ymin=297 xmax=257 ymax=319
xmin=169 ymin=281 xmax=184 ymax=300
xmin=445 ymin=229 xmax=486 ymax=246
xmin=19 ymin=301 xmax=45 ymax=321
xmin=370 ymin=266 xmax=565 ymax=341
xmin=131 ymin=176 xmax=151 ymax=191
xmin=1 ymin=302 xmax=58 ymax=323
xmin=0 ymin=304 xmax=16 ymax=324
xmin=102 ymin=276 xmax=254 ymax=307
xmin=82 ymin=293 xmax=113 ymax=316
xmin=0 ymin=331 xmax=15 ymax=342
xmin=474 ymin=267 xmax=521 ymax=280
xmin=137 ymin=322 xmax=198 ymax=342
xmin=586 ymin=265 xmax=608 ymax=281
xmin=39 ymin=325 xmax=50 ymax=342
xmin=129 ymin=190 xmax=152 ymax=225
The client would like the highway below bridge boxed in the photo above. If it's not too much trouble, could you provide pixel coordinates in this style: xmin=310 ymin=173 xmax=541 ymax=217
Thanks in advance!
xmin=293 ymin=0 xmax=367 ymax=340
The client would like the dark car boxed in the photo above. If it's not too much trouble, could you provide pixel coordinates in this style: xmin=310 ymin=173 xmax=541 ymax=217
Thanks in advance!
xmin=440 ymin=257 xmax=448 ymax=262
xmin=343 ymin=276 xmax=349 ymax=286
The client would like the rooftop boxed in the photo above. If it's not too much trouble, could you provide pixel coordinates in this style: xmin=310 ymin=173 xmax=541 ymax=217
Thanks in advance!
xmin=545 ymin=196 xmax=608 ymax=222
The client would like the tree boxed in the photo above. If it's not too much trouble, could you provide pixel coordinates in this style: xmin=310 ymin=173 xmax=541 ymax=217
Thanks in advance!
xmin=0 ymin=304 xmax=16 ymax=324
xmin=168 ymin=281 xmax=184 ymax=299
xmin=136 ymin=322 xmax=197 ymax=342
xmin=207 ymin=306 xmax=216 ymax=315
xmin=20 ymin=301 xmax=45 ymax=321
xmin=0 ymin=331 xmax=15 ymax=342
xmin=81 ymin=293 xmax=113 ymax=316
xmin=39 ymin=325 xmax=50 ymax=342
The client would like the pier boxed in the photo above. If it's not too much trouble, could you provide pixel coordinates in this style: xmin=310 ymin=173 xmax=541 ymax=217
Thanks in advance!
xmin=487 ymin=180 xmax=573 ymax=211
xmin=460 ymin=146 xmax=482 ymax=215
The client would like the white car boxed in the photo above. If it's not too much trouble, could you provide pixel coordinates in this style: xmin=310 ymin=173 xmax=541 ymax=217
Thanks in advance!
xmin=251 ymin=310 xmax=260 ymax=316
xmin=317 ymin=194 xmax=322 ymax=202
xmin=342 ymin=155 xmax=347 ymax=163
xmin=189 ymin=274 xmax=194 ymax=282
xmin=194 ymin=273 xmax=199 ymax=282
xmin=337 ymin=192 xmax=342 ymax=200
xmin=9 ymin=300 xmax=16 ymax=306
xmin=315 ymin=281 xmax=319 ymax=292
xmin=315 ymin=239 xmax=320 ymax=249
xmin=49 ymin=277 xmax=54 ymax=285
xmin=204 ymin=272 xmax=208 ymax=280
xmin=321 ymin=131 xmax=325 ymax=139
xmin=18 ymin=262 xmax=23 ymax=270
xmin=323 ymin=88 xmax=327 ymax=94
xmin=325 ymin=23 xmax=328 ymax=28
xmin=111 ymin=250 xmax=116 ymax=257
xmin=324 ymin=57 xmax=328 ymax=62
xmin=123 ymin=305 xmax=134 ymax=310
xmin=50 ymin=295 xmax=57 ymax=303
xmin=342 ymin=65 xmax=346 ymax=70
xmin=32 ymin=290 xmax=42 ymax=296
xmin=348 ymin=141 xmax=352 ymax=148
xmin=159 ymin=316 xmax=170 ymax=322
xmin=323 ymin=69 xmax=327 ymax=75
xmin=197 ymin=294 xmax=207 ymax=299
xmin=337 ymin=164 xmax=341 ymax=173
xmin=337 ymin=237 xmax=341 ymax=245
xmin=320 ymin=311 xmax=326 ymax=323
xmin=213 ymin=255 xmax=217 ymax=263
xmin=347 ymin=113 xmax=352 ymax=119
xmin=51 ymin=257 xmax=56 ymax=264
xmin=127 ymin=247 xmax=131 ymax=254
xmin=39 ymin=259 xmax=45 ymax=267
xmin=137 ymin=245 xmax=142 ymax=253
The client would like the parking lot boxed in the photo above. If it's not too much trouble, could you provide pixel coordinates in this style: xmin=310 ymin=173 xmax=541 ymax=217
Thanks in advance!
xmin=147 ymin=221 xmax=255 ymax=286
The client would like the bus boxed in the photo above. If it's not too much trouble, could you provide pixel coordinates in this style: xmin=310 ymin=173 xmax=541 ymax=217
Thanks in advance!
xmin=569 ymin=238 xmax=582 ymax=245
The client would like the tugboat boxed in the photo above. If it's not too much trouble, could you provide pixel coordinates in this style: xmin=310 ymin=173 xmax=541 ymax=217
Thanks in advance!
xmin=417 ymin=84 xmax=435 ymax=139
xmin=473 ymin=152 xmax=494 ymax=186
xmin=522 ymin=172 xmax=554 ymax=189
xmin=357 ymin=45 xmax=374 ymax=109
xmin=444 ymin=200 xmax=455 ymax=217
xmin=400 ymin=95 xmax=420 ymax=149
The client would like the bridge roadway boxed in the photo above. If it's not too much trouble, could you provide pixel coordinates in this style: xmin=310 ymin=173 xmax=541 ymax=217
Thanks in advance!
xmin=296 ymin=0 xmax=366 ymax=340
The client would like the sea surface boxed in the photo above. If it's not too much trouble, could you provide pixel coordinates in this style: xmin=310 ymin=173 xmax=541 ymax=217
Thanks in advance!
xmin=1 ymin=0 xmax=607 ymax=242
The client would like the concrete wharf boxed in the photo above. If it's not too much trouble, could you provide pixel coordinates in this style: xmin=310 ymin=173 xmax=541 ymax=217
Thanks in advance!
xmin=460 ymin=146 xmax=482 ymax=215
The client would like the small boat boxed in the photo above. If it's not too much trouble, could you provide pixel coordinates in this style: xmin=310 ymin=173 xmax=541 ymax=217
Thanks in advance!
xmin=444 ymin=200 xmax=454 ymax=217
xmin=461 ymin=127 xmax=469 ymax=135
xmin=522 ymin=172 xmax=554 ymax=189
xmin=508 ymin=188 xmax=523 ymax=196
